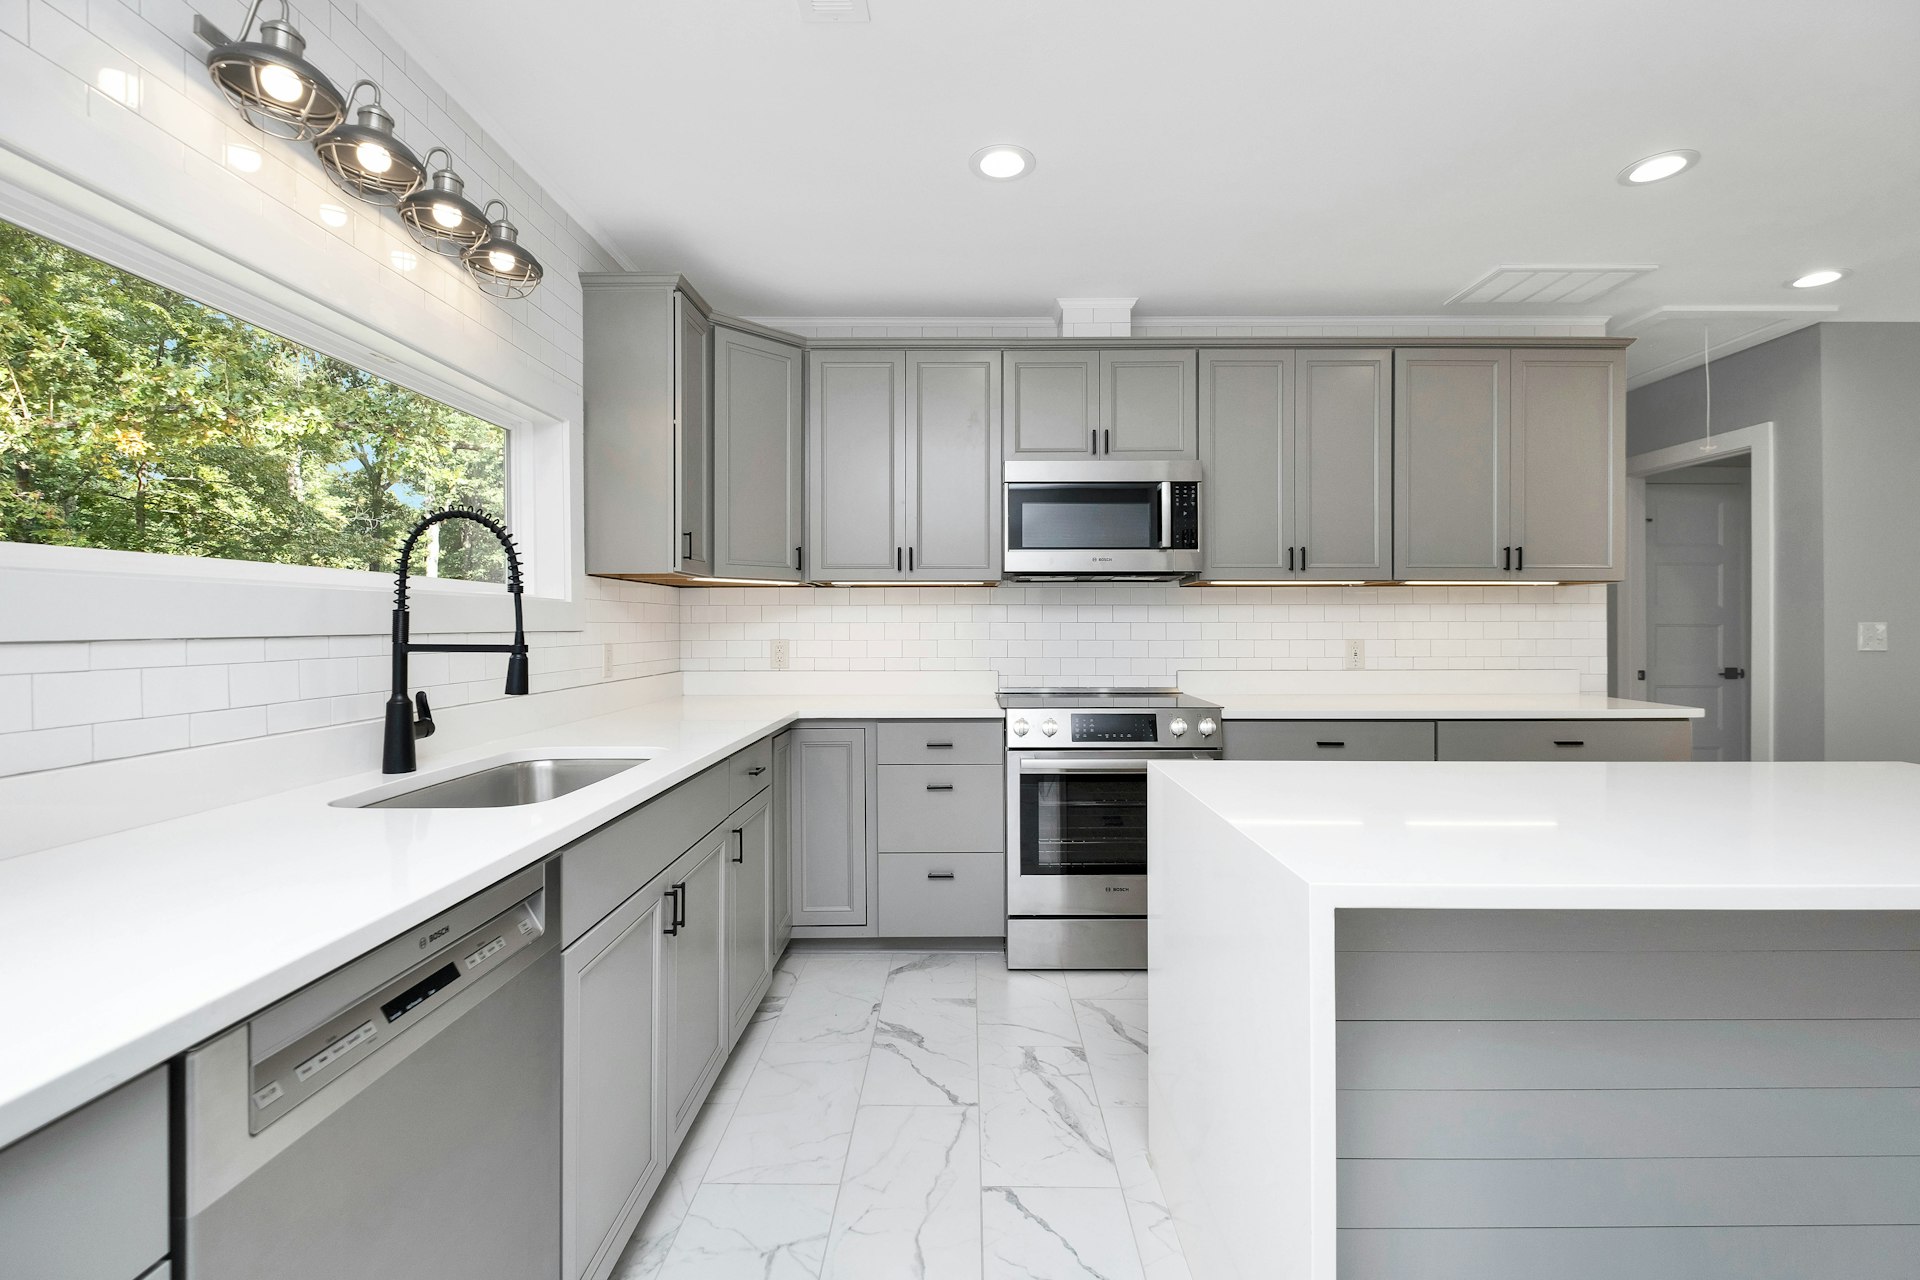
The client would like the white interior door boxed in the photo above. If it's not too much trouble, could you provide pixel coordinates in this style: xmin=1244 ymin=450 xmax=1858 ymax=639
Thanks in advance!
xmin=1645 ymin=469 xmax=1751 ymax=760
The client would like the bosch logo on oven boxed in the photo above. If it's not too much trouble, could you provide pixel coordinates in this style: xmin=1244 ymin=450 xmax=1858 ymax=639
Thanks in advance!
xmin=1106 ymin=886 xmax=1131 ymax=893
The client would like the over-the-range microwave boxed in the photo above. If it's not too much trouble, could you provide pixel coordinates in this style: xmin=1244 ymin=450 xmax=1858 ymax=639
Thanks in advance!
xmin=1003 ymin=460 xmax=1202 ymax=580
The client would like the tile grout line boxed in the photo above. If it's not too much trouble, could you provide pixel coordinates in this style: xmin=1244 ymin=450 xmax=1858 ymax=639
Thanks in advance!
xmin=1068 ymin=976 xmax=1157 ymax=1280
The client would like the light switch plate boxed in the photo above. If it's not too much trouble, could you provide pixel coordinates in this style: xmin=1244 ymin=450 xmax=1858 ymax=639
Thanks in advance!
xmin=1858 ymin=622 xmax=1889 ymax=652
xmin=769 ymin=638 xmax=791 ymax=670
xmin=602 ymin=643 xmax=615 ymax=678
xmin=1344 ymin=639 xmax=1366 ymax=670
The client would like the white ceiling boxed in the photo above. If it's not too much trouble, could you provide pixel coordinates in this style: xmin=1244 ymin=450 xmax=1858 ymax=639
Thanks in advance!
xmin=372 ymin=0 xmax=1920 ymax=365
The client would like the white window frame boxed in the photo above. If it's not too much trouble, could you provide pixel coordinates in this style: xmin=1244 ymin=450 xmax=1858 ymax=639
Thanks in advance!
xmin=0 ymin=153 xmax=585 ymax=642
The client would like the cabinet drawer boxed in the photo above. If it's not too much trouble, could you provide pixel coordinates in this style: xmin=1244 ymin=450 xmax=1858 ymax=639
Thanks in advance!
xmin=1227 ymin=720 xmax=1435 ymax=761
xmin=726 ymin=737 xmax=773 ymax=809
xmin=1436 ymin=719 xmax=1692 ymax=762
xmin=877 ymin=721 xmax=1004 ymax=765
xmin=878 ymin=764 xmax=1005 ymax=852
xmin=879 ymin=852 xmax=1006 ymax=937
xmin=561 ymin=763 xmax=728 ymax=946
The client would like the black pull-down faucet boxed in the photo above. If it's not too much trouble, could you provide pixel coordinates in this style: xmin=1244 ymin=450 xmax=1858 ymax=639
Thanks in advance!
xmin=384 ymin=508 xmax=529 ymax=774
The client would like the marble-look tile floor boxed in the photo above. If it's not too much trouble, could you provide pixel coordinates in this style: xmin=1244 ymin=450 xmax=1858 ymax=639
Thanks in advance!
xmin=612 ymin=948 xmax=1192 ymax=1280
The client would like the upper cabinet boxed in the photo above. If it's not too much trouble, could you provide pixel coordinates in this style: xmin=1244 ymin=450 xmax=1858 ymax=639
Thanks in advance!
xmin=809 ymin=349 xmax=1001 ymax=582
xmin=713 ymin=327 xmax=805 ymax=581
xmin=582 ymin=275 xmax=713 ymax=579
xmin=1393 ymin=348 xmax=1624 ymax=583
xmin=1005 ymin=349 xmax=1197 ymax=460
xmin=1199 ymin=349 xmax=1390 ymax=580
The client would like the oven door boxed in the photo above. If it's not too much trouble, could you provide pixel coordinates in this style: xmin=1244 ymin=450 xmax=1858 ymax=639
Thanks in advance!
xmin=1007 ymin=751 xmax=1212 ymax=916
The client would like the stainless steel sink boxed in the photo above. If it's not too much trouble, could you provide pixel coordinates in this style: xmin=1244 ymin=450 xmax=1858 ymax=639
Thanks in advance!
xmin=357 ymin=757 xmax=647 ymax=809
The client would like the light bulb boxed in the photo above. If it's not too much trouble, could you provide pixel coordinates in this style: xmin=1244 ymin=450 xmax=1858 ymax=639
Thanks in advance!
xmin=977 ymin=148 xmax=1026 ymax=178
xmin=1618 ymin=149 xmax=1698 ymax=185
xmin=431 ymin=201 xmax=464 ymax=229
xmin=354 ymin=141 xmax=392 ymax=174
xmin=258 ymin=64 xmax=305 ymax=104
xmin=487 ymin=249 xmax=519 ymax=273
xmin=1791 ymin=269 xmax=1845 ymax=289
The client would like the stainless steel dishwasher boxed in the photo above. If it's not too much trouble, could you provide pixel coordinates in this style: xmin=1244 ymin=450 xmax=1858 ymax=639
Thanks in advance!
xmin=178 ymin=862 xmax=560 ymax=1280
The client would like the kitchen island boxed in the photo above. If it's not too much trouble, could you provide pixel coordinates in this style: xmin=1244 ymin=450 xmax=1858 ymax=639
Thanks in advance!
xmin=1147 ymin=760 xmax=1920 ymax=1280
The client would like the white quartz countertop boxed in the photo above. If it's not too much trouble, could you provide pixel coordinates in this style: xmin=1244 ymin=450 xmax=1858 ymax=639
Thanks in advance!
xmin=1215 ymin=693 xmax=1703 ymax=719
xmin=1152 ymin=759 xmax=1920 ymax=907
xmin=0 ymin=691 xmax=1000 ymax=1148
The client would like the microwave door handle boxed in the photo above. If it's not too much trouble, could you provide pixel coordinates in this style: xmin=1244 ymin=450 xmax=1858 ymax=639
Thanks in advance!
xmin=1157 ymin=481 xmax=1174 ymax=550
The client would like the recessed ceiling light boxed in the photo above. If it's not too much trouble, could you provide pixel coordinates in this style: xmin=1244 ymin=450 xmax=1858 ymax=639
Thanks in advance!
xmin=971 ymin=144 xmax=1035 ymax=182
xmin=224 ymin=143 xmax=262 ymax=172
xmin=1790 ymin=268 xmax=1847 ymax=288
xmin=317 ymin=203 xmax=349 ymax=228
xmin=1617 ymin=149 xmax=1699 ymax=185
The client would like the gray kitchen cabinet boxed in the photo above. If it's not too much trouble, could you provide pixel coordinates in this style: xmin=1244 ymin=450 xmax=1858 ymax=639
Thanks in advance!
xmin=1226 ymin=720 xmax=1436 ymax=761
xmin=1004 ymin=350 xmax=1100 ymax=458
xmin=807 ymin=351 xmax=906 ymax=580
xmin=771 ymin=732 xmax=793 ymax=953
xmin=1509 ymin=348 xmax=1626 ymax=581
xmin=1200 ymin=349 xmax=1391 ymax=580
xmin=879 ymin=852 xmax=1007 ymax=938
xmin=787 ymin=725 xmax=871 ymax=928
xmin=1436 ymin=719 xmax=1692 ymax=761
xmin=712 ymin=327 xmax=805 ymax=581
xmin=662 ymin=831 xmax=728 ymax=1147
xmin=725 ymin=736 xmax=773 ymax=811
xmin=724 ymin=789 xmax=774 ymax=1041
xmin=1395 ymin=348 xmax=1625 ymax=583
xmin=876 ymin=720 xmax=1004 ymax=764
xmin=877 ymin=764 xmax=1006 ymax=853
xmin=0 ymin=1066 xmax=168 ymax=1280
xmin=905 ymin=351 xmax=1002 ymax=580
xmin=1101 ymin=350 xmax=1198 ymax=459
xmin=1394 ymin=348 xmax=1510 ymax=580
xmin=562 ymin=878 xmax=667 ymax=1280
xmin=807 ymin=351 xmax=1000 ymax=582
xmin=583 ymin=275 xmax=714 ymax=579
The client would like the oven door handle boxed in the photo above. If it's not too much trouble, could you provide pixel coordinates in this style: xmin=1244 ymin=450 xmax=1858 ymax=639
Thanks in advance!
xmin=1157 ymin=481 xmax=1174 ymax=550
xmin=1018 ymin=758 xmax=1155 ymax=773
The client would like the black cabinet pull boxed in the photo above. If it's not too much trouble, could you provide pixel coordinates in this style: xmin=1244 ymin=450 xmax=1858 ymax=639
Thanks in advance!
xmin=746 ymin=765 xmax=767 ymax=776
xmin=925 ymin=783 xmax=955 ymax=791
xmin=1553 ymin=740 xmax=1585 ymax=748
xmin=1502 ymin=546 xmax=1512 ymax=571
xmin=926 ymin=742 xmax=954 ymax=750
xmin=1516 ymin=545 xmax=1524 ymax=572
xmin=683 ymin=531 xmax=694 ymax=559
xmin=1090 ymin=429 xmax=1097 ymax=455
xmin=1286 ymin=546 xmax=1294 ymax=572
xmin=1720 ymin=666 xmax=1747 ymax=680
xmin=896 ymin=547 xmax=903 ymax=571
xmin=795 ymin=545 xmax=803 ymax=572
xmin=731 ymin=828 xmax=745 ymax=864
xmin=1316 ymin=741 xmax=1346 ymax=749
xmin=908 ymin=546 xmax=914 ymax=571
xmin=927 ymin=871 xmax=956 ymax=880
xmin=674 ymin=880 xmax=687 ymax=929
xmin=1300 ymin=544 xmax=1308 ymax=568
xmin=1104 ymin=428 xmax=1111 ymax=454
xmin=662 ymin=885 xmax=681 ymax=936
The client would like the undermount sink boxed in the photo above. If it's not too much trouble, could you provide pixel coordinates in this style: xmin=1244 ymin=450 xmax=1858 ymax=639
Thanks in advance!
xmin=344 ymin=757 xmax=648 ymax=810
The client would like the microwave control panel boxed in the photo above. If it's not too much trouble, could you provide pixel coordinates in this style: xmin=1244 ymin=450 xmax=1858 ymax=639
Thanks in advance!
xmin=1168 ymin=483 xmax=1200 ymax=549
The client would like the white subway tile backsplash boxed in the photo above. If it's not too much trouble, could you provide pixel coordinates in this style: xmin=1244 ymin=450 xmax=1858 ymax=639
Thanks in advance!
xmin=32 ymin=669 xmax=143 ymax=728
xmin=0 ymin=725 xmax=93 ymax=774
xmin=94 ymin=714 xmax=190 ymax=761
xmin=0 ymin=675 xmax=28 ymax=733
xmin=141 ymin=664 xmax=229 ymax=717
xmin=189 ymin=704 xmax=267 ymax=746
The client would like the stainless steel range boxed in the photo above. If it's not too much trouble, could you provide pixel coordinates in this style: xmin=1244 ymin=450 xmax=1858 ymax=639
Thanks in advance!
xmin=1002 ymin=688 xmax=1222 ymax=969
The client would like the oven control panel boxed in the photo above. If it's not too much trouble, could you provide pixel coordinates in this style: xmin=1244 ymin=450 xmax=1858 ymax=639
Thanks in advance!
xmin=1007 ymin=705 xmax=1223 ymax=749
xmin=1071 ymin=713 xmax=1160 ymax=743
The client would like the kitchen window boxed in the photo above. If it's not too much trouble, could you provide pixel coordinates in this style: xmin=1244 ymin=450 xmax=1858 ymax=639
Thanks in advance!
xmin=0 ymin=217 xmax=510 ymax=583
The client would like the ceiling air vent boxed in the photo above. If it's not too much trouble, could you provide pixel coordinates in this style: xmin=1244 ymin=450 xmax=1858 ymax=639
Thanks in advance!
xmin=1446 ymin=265 xmax=1657 ymax=306
xmin=799 ymin=0 xmax=871 ymax=21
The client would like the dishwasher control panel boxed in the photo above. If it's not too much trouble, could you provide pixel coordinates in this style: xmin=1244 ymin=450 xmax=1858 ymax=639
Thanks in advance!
xmin=246 ymin=893 xmax=544 ymax=1134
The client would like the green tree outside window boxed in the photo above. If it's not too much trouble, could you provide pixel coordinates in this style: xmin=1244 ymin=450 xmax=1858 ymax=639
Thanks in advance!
xmin=0 ymin=218 xmax=507 ymax=582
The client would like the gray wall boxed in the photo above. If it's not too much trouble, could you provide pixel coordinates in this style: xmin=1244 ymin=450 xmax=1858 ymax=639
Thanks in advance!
xmin=1627 ymin=326 xmax=1826 ymax=759
xmin=1816 ymin=325 xmax=1920 ymax=762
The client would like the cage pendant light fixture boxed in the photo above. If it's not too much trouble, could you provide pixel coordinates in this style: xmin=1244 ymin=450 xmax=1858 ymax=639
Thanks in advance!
xmin=464 ymin=201 xmax=543 ymax=299
xmin=397 ymin=149 xmax=490 ymax=258
xmin=314 ymin=80 xmax=425 ymax=205
xmin=195 ymin=1 xmax=345 ymax=140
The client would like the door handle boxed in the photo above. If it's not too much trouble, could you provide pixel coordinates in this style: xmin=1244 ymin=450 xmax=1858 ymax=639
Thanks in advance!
xmin=1316 ymin=741 xmax=1347 ymax=749
xmin=1157 ymin=481 xmax=1175 ymax=550
xmin=1104 ymin=428 xmax=1111 ymax=455
xmin=925 ymin=741 xmax=954 ymax=750
xmin=662 ymin=885 xmax=681 ymax=936
xmin=1287 ymin=546 xmax=1294 ymax=572
xmin=746 ymin=765 xmax=767 ymax=776
xmin=1720 ymin=667 xmax=1748 ymax=680
xmin=1552 ymin=740 xmax=1586 ymax=748
xmin=1515 ymin=545 xmax=1524 ymax=572
xmin=674 ymin=880 xmax=688 ymax=929
xmin=896 ymin=546 xmax=903 ymax=572
xmin=1502 ymin=546 xmax=1512 ymax=571
xmin=731 ymin=828 xmax=744 ymax=864
xmin=926 ymin=871 xmax=956 ymax=880
xmin=795 ymin=545 xmax=802 ymax=573
xmin=1300 ymin=544 xmax=1307 ymax=568
xmin=683 ymin=531 xmax=694 ymax=559
xmin=1090 ymin=429 xmax=1097 ymax=456
xmin=925 ymin=783 xmax=955 ymax=791
xmin=908 ymin=546 xmax=915 ymax=572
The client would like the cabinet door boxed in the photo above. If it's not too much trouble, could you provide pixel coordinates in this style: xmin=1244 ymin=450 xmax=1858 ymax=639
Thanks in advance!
xmin=1510 ymin=349 xmax=1626 ymax=581
xmin=563 ymin=883 xmax=666 ymax=1280
xmin=788 ymin=726 xmax=870 ymax=927
xmin=906 ymin=350 xmax=1002 ymax=580
xmin=674 ymin=294 xmax=712 ymax=576
xmin=1394 ymin=349 xmax=1511 ymax=580
xmin=1101 ymin=350 xmax=1198 ymax=459
xmin=1295 ymin=350 xmax=1392 ymax=580
xmin=663 ymin=832 xmax=728 ymax=1146
xmin=713 ymin=328 xmax=805 ymax=581
xmin=725 ymin=791 xmax=774 ymax=1040
xmin=808 ymin=351 xmax=907 ymax=580
xmin=1004 ymin=350 xmax=1099 ymax=459
xmin=1199 ymin=349 xmax=1293 ymax=578
xmin=771 ymin=732 xmax=793 ymax=952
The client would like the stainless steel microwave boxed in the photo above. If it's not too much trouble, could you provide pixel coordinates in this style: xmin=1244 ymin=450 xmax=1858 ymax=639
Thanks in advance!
xmin=1003 ymin=461 xmax=1202 ymax=579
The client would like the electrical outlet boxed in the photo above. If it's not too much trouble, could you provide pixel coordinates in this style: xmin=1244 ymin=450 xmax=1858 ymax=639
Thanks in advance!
xmin=602 ymin=642 xmax=615 ymax=679
xmin=1343 ymin=639 xmax=1366 ymax=670
xmin=769 ymin=638 xmax=791 ymax=671
xmin=1859 ymin=622 xmax=1889 ymax=652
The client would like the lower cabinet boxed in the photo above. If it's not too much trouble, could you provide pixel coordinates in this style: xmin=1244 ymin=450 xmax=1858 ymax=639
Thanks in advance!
xmin=663 ymin=832 xmax=729 ymax=1149
xmin=724 ymin=789 xmax=774 ymax=1041
xmin=879 ymin=852 xmax=1006 ymax=937
xmin=771 ymin=732 xmax=794 ymax=953
xmin=787 ymin=725 xmax=872 ymax=929
xmin=1226 ymin=720 xmax=1436 ymax=761
xmin=1436 ymin=719 xmax=1692 ymax=761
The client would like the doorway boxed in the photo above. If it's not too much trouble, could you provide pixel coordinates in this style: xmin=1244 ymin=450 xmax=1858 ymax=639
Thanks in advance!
xmin=1613 ymin=422 xmax=1778 ymax=761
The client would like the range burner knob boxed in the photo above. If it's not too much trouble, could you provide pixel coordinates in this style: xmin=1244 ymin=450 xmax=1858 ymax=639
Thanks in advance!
xmin=1169 ymin=717 xmax=1188 ymax=738
xmin=1198 ymin=716 xmax=1218 ymax=738
xmin=1040 ymin=717 xmax=1058 ymax=738
xmin=1012 ymin=717 xmax=1030 ymax=737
